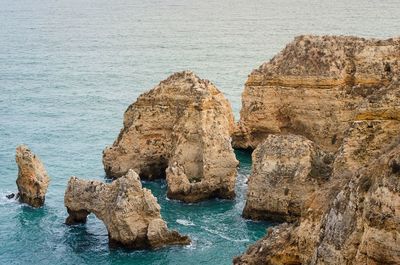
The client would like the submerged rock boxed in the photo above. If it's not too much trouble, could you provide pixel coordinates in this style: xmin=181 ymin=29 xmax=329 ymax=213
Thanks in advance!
xmin=64 ymin=169 xmax=190 ymax=249
xmin=15 ymin=145 xmax=50 ymax=208
xmin=242 ymin=134 xmax=333 ymax=222
xmin=103 ymin=71 xmax=238 ymax=202
xmin=233 ymin=35 xmax=400 ymax=152
xmin=6 ymin=193 xmax=16 ymax=199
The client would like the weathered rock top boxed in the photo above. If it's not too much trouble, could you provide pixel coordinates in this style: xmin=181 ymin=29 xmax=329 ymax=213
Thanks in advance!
xmin=250 ymin=35 xmax=400 ymax=87
xmin=15 ymin=145 xmax=50 ymax=208
xmin=137 ymin=71 xmax=222 ymax=100
xmin=123 ymin=70 xmax=235 ymax=134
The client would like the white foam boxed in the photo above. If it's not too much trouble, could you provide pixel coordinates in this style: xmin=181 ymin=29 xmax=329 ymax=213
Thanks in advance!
xmin=202 ymin=226 xmax=249 ymax=243
xmin=0 ymin=191 xmax=19 ymax=206
xmin=176 ymin=219 xmax=195 ymax=226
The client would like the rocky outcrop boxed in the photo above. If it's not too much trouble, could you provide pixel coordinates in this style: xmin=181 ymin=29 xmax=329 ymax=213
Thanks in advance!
xmin=233 ymin=35 xmax=400 ymax=152
xmin=234 ymin=80 xmax=400 ymax=264
xmin=15 ymin=145 xmax=50 ymax=208
xmin=314 ymin=138 xmax=400 ymax=264
xmin=103 ymin=71 xmax=238 ymax=202
xmin=64 ymin=169 xmax=190 ymax=249
xmin=242 ymin=134 xmax=333 ymax=222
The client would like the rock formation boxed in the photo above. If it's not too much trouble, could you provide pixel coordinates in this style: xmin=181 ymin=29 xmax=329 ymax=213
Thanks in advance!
xmin=64 ymin=169 xmax=190 ymax=249
xmin=242 ymin=134 xmax=333 ymax=222
xmin=234 ymin=42 xmax=400 ymax=264
xmin=103 ymin=71 xmax=238 ymax=202
xmin=233 ymin=35 xmax=400 ymax=152
xmin=15 ymin=145 xmax=50 ymax=208
xmin=235 ymin=118 xmax=400 ymax=264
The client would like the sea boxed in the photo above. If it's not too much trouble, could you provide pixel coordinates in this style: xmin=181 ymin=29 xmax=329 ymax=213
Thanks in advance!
xmin=0 ymin=0 xmax=399 ymax=264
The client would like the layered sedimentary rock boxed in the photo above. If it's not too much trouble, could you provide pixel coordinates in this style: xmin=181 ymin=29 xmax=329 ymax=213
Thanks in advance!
xmin=64 ymin=169 xmax=190 ymax=249
xmin=234 ymin=80 xmax=400 ymax=264
xmin=233 ymin=35 xmax=400 ymax=152
xmin=242 ymin=134 xmax=333 ymax=222
xmin=103 ymin=71 xmax=238 ymax=202
xmin=15 ymin=145 xmax=50 ymax=208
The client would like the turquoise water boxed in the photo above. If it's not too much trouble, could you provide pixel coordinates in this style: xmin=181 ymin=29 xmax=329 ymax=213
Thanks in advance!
xmin=1 ymin=0 xmax=399 ymax=264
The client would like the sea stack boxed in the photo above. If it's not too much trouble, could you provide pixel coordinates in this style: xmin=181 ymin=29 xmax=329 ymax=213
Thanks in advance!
xmin=242 ymin=134 xmax=333 ymax=222
xmin=103 ymin=71 xmax=238 ymax=202
xmin=15 ymin=145 xmax=50 ymax=208
xmin=233 ymin=35 xmax=400 ymax=152
xmin=64 ymin=169 xmax=190 ymax=249
xmin=234 ymin=35 xmax=400 ymax=264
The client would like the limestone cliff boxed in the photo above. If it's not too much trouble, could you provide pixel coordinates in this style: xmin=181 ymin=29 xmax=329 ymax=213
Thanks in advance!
xmin=103 ymin=71 xmax=238 ymax=202
xmin=64 ymin=169 xmax=190 ymax=249
xmin=233 ymin=35 xmax=400 ymax=152
xmin=234 ymin=80 xmax=400 ymax=264
xmin=15 ymin=145 xmax=50 ymax=208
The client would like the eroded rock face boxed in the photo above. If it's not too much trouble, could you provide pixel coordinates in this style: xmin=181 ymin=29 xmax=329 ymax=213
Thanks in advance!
xmin=15 ymin=145 xmax=50 ymax=208
xmin=64 ymin=169 xmax=190 ymax=249
xmin=103 ymin=71 xmax=238 ymax=202
xmin=236 ymin=121 xmax=400 ymax=264
xmin=234 ymin=81 xmax=400 ymax=264
xmin=242 ymin=134 xmax=333 ymax=222
xmin=313 ymin=122 xmax=400 ymax=264
xmin=234 ymin=35 xmax=400 ymax=152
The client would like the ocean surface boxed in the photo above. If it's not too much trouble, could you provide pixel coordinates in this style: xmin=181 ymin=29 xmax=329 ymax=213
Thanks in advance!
xmin=0 ymin=0 xmax=399 ymax=264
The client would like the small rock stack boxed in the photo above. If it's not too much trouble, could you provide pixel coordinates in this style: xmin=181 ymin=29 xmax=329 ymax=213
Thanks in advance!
xmin=15 ymin=145 xmax=50 ymax=208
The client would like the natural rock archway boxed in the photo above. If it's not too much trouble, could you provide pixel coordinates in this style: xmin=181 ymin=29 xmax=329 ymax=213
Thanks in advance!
xmin=64 ymin=169 xmax=190 ymax=249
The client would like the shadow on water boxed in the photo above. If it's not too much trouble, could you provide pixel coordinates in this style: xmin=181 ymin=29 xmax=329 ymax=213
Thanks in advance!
xmin=63 ymin=215 xmax=109 ymax=254
xmin=16 ymin=204 xmax=48 ymax=226
xmin=234 ymin=148 xmax=253 ymax=170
